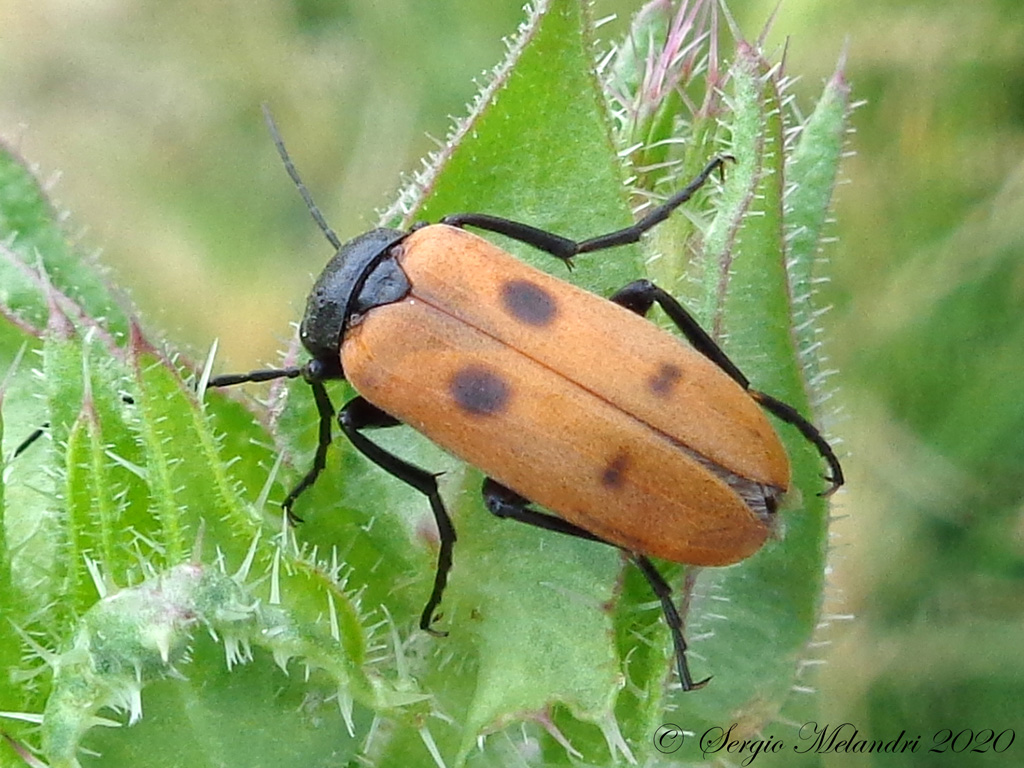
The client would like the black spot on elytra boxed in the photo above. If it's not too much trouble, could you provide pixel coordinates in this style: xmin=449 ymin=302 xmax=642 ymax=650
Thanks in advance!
xmin=601 ymin=452 xmax=630 ymax=489
xmin=450 ymin=366 xmax=511 ymax=416
xmin=648 ymin=362 xmax=682 ymax=397
xmin=501 ymin=279 xmax=557 ymax=326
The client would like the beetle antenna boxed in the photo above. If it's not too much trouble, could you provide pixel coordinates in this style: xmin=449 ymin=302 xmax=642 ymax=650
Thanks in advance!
xmin=261 ymin=104 xmax=342 ymax=251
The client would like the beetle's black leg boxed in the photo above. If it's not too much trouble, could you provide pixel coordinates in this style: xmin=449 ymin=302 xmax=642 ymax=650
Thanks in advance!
xmin=338 ymin=396 xmax=456 ymax=636
xmin=441 ymin=156 xmax=730 ymax=266
xmin=278 ymin=379 xmax=337 ymax=522
xmin=610 ymin=280 xmax=749 ymax=386
xmin=207 ymin=365 xmax=333 ymax=520
xmin=482 ymin=478 xmax=605 ymax=543
xmin=747 ymin=390 xmax=844 ymax=496
xmin=208 ymin=367 xmax=331 ymax=523
xmin=482 ymin=477 xmax=708 ymax=691
xmin=630 ymin=552 xmax=711 ymax=691
xmin=609 ymin=279 xmax=844 ymax=494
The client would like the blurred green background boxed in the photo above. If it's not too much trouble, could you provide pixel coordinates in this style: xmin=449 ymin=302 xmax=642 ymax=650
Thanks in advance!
xmin=1 ymin=0 xmax=1022 ymax=764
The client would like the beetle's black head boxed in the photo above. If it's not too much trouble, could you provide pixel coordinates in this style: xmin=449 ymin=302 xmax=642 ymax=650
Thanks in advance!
xmin=299 ymin=227 xmax=411 ymax=368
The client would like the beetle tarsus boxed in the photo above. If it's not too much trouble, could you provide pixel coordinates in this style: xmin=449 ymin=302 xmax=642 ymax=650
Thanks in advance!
xmin=423 ymin=615 xmax=449 ymax=638
xmin=818 ymin=473 xmax=843 ymax=497
xmin=205 ymin=363 xmax=340 ymax=521
xmin=574 ymin=155 xmax=732 ymax=255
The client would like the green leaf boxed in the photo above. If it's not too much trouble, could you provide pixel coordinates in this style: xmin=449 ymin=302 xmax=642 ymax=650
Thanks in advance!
xmin=787 ymin=61 xmax=852 ymax=385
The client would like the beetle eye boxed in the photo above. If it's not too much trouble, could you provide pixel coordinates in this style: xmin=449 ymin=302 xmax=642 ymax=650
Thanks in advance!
xmin=305 ymin=358 xmax=326 ymax=382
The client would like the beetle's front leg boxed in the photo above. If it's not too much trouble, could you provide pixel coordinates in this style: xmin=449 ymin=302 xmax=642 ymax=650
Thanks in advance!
xmin=280 ymin=379 xmax=336 ymax=523
xmin=205 ymin=363 xmax=314 ymax=521
xmin=338 ymin=396 xmax=456 ymax=636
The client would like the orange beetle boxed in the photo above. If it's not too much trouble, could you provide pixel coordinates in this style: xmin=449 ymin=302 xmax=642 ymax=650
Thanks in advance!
xmin=212 ymin=111 xmax=843 ymax=690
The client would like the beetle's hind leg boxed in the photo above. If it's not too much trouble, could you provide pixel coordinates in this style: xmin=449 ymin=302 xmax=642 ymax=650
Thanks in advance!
xmin=631 ymin=553 xmax=711 ymax=691
xmin=338 ymin=396 xmax=456 ymax=636
xmin=609 ymin=280 xmax=844 ymax=494
xmin=482 ymin=478 xmax=604 ymax=542
xmin=482 ymin=477 xmax=708 ymax=691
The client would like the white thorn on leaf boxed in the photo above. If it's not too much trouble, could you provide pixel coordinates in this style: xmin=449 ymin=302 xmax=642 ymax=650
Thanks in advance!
xmin=597 ymin=713 xmax=636 ymax=765
xmin=327 ymin=591 xmax=340 ymax=643
xmin=273 ymin=647 xmax=293 ymax=674
xmin=418 ymin=725 xmax=448 ymax=768
xmin=337 ymin=688 xmax=355 ymax=738
xmin=235 ymin=532 xmax=261 ymax=583
xmin=270 ymin=546 xmax=282 ymax=606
